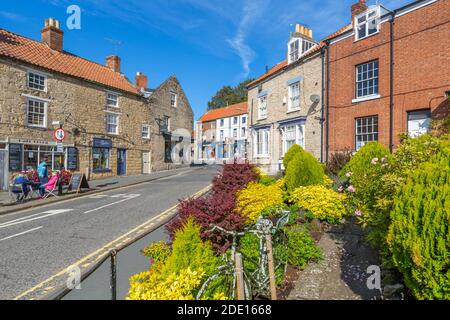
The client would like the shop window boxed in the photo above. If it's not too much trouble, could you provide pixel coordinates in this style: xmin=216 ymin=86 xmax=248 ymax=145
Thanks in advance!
xmin=93 ymin=147 xmax=110 ymax=171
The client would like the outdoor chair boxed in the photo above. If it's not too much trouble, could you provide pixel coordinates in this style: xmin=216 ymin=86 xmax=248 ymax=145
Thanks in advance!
xmin=8 ymin=182 xmax=28 ymax=203
xmin=41 ymin=174 xmax=60 ymax=199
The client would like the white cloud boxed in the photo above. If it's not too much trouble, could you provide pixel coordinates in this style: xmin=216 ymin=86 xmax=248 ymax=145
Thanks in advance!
xmin=0 ymin=11 xmax=27 ymax=22
xmin=226 ymin=0 xmax=269 ymax=79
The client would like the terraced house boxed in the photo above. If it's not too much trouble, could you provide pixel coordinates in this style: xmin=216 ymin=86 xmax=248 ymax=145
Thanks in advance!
xmin=0 ymin=18 xmax=193 ymax=189
xmin=325 ymin=0 xmax=449 ymax=157
xmin=246 ymin=24 xmax=348 ymax=174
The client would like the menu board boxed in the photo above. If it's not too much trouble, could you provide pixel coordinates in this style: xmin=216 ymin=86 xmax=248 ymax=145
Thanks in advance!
xmin=67 ymin=147 xmax=78 ymax=171
xmin=67 ymin=173 xmax=90 ymax=193
xmin=9 ymin=144 xmax=22 ymax=171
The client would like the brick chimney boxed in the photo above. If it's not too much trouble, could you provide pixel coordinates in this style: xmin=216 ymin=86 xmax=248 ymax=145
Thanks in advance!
xmin=41 ymin=18 xmax=64 ymax=51
xmin=135 ymin=72 xmax=148 ymax=91
xmin=351 ymin=0 xmax=368 ymax=24
xmin=294 ymin=23 xmax=313 ymax=40
xmin=106 ymin=55 xmax=121 ymax=73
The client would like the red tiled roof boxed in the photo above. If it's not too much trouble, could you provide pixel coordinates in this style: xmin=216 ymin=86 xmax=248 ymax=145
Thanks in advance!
xmin=0 ymin=29 xmax=140 ymax=95
xmin=248 ymin=24 xmax=352 ymax=88
xmin=199 ymin=102 xmax=248 ymax=122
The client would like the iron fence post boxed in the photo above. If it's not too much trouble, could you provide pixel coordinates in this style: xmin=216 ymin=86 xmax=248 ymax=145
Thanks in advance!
xmin=110 ymin=250 xmax=117 ymax=300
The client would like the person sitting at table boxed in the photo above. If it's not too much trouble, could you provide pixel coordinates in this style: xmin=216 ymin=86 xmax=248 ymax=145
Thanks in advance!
xmin=38 ymin=172 xmax=59 ymax=198
xmin=13 ymin=172 xmax=31 ymax=201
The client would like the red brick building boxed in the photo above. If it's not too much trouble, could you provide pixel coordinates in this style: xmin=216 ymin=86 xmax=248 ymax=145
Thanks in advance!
xmin=325 ymin=0 xmax=449 ymax=157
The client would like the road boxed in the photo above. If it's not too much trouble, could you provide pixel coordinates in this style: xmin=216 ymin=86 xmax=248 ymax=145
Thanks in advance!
xmin=0 ymin=165 xmax=219 ymax=300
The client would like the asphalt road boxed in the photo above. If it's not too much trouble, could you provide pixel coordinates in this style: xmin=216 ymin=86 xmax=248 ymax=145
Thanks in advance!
xmin=0 ymin=165 xmax=219 ymax=300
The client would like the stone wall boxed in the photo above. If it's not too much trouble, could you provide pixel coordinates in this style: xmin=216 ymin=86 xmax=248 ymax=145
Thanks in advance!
xmin=247 ymin=53 xmax=323 ymax=174
xmin=147 ymin=76 xmax=194 ymax=172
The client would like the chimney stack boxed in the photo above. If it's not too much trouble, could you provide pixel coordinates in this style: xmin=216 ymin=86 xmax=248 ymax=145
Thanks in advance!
xmin=294 ymin=23 xmax=313 ymax=40
xmin=135 ymin=72 xmax=148 ymax=91
xmin=106 ymin=55 xmax=121 ymax=73
xmin=351 ymin=0 xmax=368 ymax=24
xmin=41 ymin=18 xmax=64 ymax=51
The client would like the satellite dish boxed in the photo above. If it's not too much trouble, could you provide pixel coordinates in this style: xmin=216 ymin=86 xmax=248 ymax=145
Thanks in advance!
xmin=310 ymin=94 xmax=320 ymax=103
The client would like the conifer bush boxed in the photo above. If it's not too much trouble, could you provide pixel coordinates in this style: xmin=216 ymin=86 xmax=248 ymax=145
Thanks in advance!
xmin=387 ymin=152 xmax=450 ymax=300
xmin=285 ymin=150 xmax=325 ymax=191
xmin=283 ymin=144 xmax=304 ymax=170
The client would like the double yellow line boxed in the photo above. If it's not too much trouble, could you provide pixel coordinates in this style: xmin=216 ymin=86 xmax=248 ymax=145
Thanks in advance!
xmin=14 ymin=184 xmax=211 ymax=300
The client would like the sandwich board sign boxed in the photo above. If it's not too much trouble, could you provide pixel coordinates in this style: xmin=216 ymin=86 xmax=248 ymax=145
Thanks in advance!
xmin=67 ymin=173 xmax=90 ymax=193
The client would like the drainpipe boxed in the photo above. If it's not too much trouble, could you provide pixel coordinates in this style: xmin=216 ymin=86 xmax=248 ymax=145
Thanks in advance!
xmin=389 ymin=12 xmax=396 ymax=153
xmin=320 ymin=46 xmax=325 ymax=163
xmin=325 ymin=40 xmax=330 ymax=163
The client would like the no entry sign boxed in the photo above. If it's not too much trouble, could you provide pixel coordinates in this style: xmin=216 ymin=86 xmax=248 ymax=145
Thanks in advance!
xmin=54 ymin=128 xmax=66 ymax=141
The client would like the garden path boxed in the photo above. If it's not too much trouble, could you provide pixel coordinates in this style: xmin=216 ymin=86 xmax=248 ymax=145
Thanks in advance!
xmin=287 ymin=218 xmax=382 ymax=300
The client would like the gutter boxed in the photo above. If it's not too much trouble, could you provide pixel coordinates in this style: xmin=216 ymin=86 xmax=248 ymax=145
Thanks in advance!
xmin=320 ymin=46 xmax=326 ymax=163
xmin=389 ymin=9 xmax=397 ymax=153
xmin=325 ymin=40 xmax=330 ymax=163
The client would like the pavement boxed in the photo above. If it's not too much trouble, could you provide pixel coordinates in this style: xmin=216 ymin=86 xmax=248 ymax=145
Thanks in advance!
xmin=0 ymin=165 xmax=219 ymax=300
xmin=288 ymin=218 xmax=382 ymax=300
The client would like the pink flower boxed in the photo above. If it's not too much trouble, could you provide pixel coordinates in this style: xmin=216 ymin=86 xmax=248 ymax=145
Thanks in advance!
xmin=347 ymin=185 xmax=356 ymax=193
xmin=354 ymin=210 xmax=362 ymax=217
xmin=371 ymin=158 xmax=379 ymax=165
xmin=346 ymin=172 xmax=353 ymax=178
xmin=338 ymin=186 xmax=344 ymax=193
xmin=381 ymin=157 xmax=387 ymax=163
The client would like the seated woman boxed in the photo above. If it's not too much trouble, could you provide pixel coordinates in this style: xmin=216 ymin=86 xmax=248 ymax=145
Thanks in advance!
xmin=12 ymin=172 xmax=31 ymax=201
xmin=38 ymin=173 xmax=60 ymax=198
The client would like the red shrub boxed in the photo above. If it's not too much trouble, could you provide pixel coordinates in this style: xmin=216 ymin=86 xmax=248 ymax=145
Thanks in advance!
xmin=166 ymin=163 xmax=258 ymax=252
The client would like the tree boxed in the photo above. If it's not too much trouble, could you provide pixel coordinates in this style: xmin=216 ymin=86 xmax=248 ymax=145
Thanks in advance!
xmin=207 ymin=79 xmax=254 ymax=110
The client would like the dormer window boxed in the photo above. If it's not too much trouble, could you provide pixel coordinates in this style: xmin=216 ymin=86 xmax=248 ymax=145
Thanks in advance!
xmin=287 ymin=25 xmax=317 ymax=64
xmin=355 ymin=6 xmax=380 ymax=40
xmin=289 ymin=40 xmax=300 ymax=63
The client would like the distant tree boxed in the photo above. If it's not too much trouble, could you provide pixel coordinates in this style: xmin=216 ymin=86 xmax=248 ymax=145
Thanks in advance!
xmin=207 ymin=79 xmax=254 ymax=110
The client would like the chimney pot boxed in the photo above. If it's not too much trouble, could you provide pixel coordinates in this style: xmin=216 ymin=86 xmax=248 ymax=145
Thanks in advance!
xmin=135 ymin=72 xmax=148 ymax=91
xmin=41 ymin=18 xmax=63 ymax=51
xmin=351 ymin=0 xmax=368 ymax=24
xmin=106 ymin=55 xmax=121 ymax=73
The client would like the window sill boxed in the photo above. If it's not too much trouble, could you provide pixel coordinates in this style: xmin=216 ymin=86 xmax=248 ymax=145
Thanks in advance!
xmin=257 ymin=117 xmax=268 ymax=121
xmin=26 ymin=124 xmax=48 ymax=130
xmin=352 ymin=94 xmax=381 ymax=104
xmin=254 ymin=155 xmax=270 ymax=159
xmin=93 ymin=169 xmax=112 ymax=174
xmin=287 ymin=108 xmax=300 ymax=114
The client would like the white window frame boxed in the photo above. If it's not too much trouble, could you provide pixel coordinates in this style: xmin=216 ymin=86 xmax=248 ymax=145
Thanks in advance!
xmin=281 ymin=123 xmax=305 ymax=155
xmin=27 ymin=70 xmax=47 ymax=92
xmin=258 ymin=95 xmax=268 ymax=120
xmin=106 ymin=112 xmax=119 ymax=135
xmin=355 ymin=6 xmax=381 ymax=41
xmin=242 ymin=116 xmax=247 ymax=124
xmin=106 ymin=92 xmax=119 ymax=108
xmin=219 ymin=130 xmax=224 ymax=141
xmin=407 ymin=110 xmax=431 ymax=138
xmin=355 ymin=60 xmax=379 ymax=100
xmin=254 ymin=128 xmax=270 ymax=157
xmin=288 ymin=82 xmax=301 ymax=111
xmin=142 ymin=125 xmax=150 ymax=139
xmin=220 ymin=119 xmax=225 ymax=127
xmin=241 ymin=127 xmax=246 ymax=138
xmin=233 ymin=128 xmax=238 ymax=138
xmin=355 ymin=116 xmax=378 ymax=151
xmin=233 ymin=117 xmax=238 ymax=125
xmin=288 ymin=39 xmax=300 ymax=64
xmin=170 ymin=92 xmax=178 ymax=108
xmin=26 ymin=98 xmax=48 ymax=128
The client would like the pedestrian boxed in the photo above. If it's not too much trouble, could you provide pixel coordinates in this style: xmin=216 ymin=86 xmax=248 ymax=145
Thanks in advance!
xmin=37 ymin=156 xmax=49 ymax=185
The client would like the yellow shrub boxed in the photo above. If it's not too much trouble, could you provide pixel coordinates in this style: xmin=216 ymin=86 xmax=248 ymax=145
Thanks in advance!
xmin=128 ymin=267 xmax=205 ymax=300
xmin=237 ymin=182 xmax=284 ymax=225
xmin=289 ymin=185 xmax=347 ymax=223
xmin=322 ymin=175 xmax=333 ymax=187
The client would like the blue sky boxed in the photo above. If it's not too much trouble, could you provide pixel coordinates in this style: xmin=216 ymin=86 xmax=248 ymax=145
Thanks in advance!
xmin=0 ymin=0 xmax=410 ymax=120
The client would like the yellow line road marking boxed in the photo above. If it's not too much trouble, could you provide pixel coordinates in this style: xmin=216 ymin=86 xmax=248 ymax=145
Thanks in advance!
xmin=14 ymin=184 xmax=211 ymax=300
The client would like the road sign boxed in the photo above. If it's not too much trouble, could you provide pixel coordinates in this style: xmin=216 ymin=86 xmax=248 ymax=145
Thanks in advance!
xmin=54 ymin=128 xmax=66 ymax=141
xmin=57 ymin=141 xmax=64 ymax=153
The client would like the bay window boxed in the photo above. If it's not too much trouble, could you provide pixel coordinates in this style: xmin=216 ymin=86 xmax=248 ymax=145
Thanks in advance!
xmin=254 ymin=128 xmax=269 ymax=156
xmin=281 ymin=123 xmax=305 ymax=155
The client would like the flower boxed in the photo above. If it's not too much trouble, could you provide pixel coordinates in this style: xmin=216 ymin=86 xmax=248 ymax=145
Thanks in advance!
xmin=346 ymin=172 xmax=353 ymax=178
xmin=338 ymin=186 xmax=344 ymax=193
xmin=354 ymin=210 xmax=362 ymax=217
xmin=347 ymin=185 xmax=356 ymax=193
xmin=381 ymin=157 xmax=387 ymax=163
xmin=371 ymin=158 xmax=379 ymax=165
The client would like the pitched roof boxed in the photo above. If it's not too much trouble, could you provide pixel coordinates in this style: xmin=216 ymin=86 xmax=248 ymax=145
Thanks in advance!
xmin=0 ymin=28 xmax=140 ymax=95
xmin=247 ymin=24 xmax=352 ymax=88
xmin=199 ymin=102 xmax=248 ymax=122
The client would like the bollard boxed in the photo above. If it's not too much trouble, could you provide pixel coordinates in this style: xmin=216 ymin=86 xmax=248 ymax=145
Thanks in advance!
xmin=110 ymin=250 xmax=117 ymax=300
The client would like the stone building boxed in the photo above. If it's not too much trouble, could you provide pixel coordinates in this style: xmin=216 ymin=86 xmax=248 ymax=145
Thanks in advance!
xmin=195 ymin=102 xmax=248 ymax=163
xmin=326 ymin=0 xmax=449 ymax=157
xmin=0 ymin=18 xmax=193 ymax=189
xmin=246 ymin=24 xmax=328 ymax=174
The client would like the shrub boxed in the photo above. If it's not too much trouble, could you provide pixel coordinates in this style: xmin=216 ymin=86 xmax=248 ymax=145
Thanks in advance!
xmin=258 ymin=174 xmax=277 ymax=186
xmin=285 ymin=151 xmax=325 ymax=191
xmin=129 ymin=218 xmax=224 ymax=300
xmin=283 ymin=144 xmax=304 ymax=170
xmin=284 ymin=224 xmax=322 ymax=268
xmin=326 ymin=150 xmax=353 ymax=176
xmin=387 ymin=154 xmax=450 ymax=300
xmin=212 ymin=163 xmax=259 ymax=196
xmin=236 ymin=182 xmax=284 ymax=225
xmin=142 ymin=241 xmax=171 ymax=265
xmin=166 ymin=193 xmax=246 ymax=253
xmin=289 ymin=185 xmax=347 ymax=224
